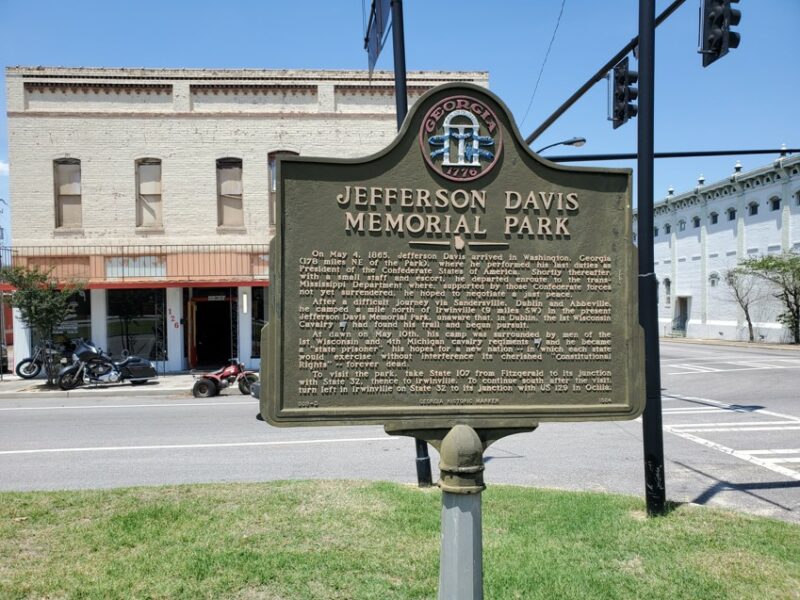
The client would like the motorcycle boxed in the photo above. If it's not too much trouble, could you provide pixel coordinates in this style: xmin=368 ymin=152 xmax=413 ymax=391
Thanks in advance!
xmin=192 ymin=358 xmax=258 ymax=398
xmin=16 ymin=339 xmax=77 ymax=379
xmin=57 ymin=339 xmax=158 ymax=390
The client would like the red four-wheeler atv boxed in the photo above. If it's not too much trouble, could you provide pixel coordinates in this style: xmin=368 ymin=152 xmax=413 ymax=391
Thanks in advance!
xmin=192 ymin=358 xmax=258 ymax=398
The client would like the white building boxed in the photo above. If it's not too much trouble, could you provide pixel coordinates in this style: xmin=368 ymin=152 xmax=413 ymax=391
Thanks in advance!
xmin=5 ymin=67 xmax=488 ymax=370
xmin=634 ymin=154 xmax=800 ymax=342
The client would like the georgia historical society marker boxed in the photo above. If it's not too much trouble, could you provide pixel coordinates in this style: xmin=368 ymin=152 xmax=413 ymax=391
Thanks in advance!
xmin=260 ymin=83 xmax=644 ymax=430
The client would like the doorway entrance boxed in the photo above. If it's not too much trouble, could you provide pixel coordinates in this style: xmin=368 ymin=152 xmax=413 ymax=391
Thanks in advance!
xmin=673 ymin=297 xmax=689 ymax=335
xmin=186 ymin=288 xmax=238 ymax=368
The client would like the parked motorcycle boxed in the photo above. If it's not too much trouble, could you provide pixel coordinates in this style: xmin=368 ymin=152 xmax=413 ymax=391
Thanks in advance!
xmin=57 ymin=339 xmax=158 ymax=390
xmin=192 ymin=358 xmax=258 ymax=398
xmin=16 ymin=339 xmax=77 ymax=379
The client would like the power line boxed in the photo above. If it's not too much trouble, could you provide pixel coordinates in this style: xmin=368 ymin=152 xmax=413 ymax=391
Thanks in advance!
xmin=519 ymin=0 xmax=568 ymax=129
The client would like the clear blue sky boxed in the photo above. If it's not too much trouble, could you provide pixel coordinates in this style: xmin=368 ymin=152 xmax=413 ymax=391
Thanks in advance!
xmin=1 ymin=0 xmax=798 ymax=233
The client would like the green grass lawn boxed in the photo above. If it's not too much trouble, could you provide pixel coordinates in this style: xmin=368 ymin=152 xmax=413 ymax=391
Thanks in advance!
xmin=1 ymin=481 xmax=798 ymax=599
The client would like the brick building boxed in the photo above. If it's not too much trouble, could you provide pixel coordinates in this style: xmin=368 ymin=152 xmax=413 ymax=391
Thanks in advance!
xmin=634 ymin=154 xmax=800 ymax=342
xmin=5 ymin=67 xmax=488 ymax=370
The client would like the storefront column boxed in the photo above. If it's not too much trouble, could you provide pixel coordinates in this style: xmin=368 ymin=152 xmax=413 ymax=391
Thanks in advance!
xmin=12 ymin=308 xmax=30 ymax=364
xmin=90 ymin=289 xmax=107 ymax=351
xmin=166 ymin=287 xmax=184 ymax=372
xmin=238 ymin=287 xmax=254 ymax=369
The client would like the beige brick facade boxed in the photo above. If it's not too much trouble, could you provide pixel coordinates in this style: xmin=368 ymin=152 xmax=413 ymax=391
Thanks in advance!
xmin=7 ymin=67 xmax=488 ymax=247
xmin=5 ymin=67 xmax=488 ymax=370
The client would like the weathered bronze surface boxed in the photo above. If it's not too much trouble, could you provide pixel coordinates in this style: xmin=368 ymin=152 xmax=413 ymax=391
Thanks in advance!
xmin=261 ymin=83 xmax=644 ymax=428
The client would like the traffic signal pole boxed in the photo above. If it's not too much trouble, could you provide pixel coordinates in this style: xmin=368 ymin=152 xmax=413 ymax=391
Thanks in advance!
xmin=637 ymin=0 xmax=667 ymax=516
xmin=525 ymin=0 xmax=686 ymax=146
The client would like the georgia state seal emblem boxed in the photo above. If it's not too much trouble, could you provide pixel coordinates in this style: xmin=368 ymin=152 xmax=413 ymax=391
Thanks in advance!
xmin=420 ymin=95 xmax=502 ymax=182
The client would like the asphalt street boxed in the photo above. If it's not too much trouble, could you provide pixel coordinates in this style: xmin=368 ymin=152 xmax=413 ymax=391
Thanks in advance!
xmin=0 ymin=340 xmax=798 ymax=523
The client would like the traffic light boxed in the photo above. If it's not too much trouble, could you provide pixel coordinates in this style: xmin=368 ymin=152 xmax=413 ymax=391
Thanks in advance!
xmin=699 ymin=0 xmax=741 ymax=67
xmin=611 ymin=57 xmax=638 ymax=129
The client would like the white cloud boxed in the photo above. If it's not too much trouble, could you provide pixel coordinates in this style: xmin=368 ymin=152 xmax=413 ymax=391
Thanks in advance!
xmin=0 ymin=160 xmax=8 ymax=176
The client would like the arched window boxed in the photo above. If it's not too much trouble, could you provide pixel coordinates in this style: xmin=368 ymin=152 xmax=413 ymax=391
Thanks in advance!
xmin=727 ymin=207 xmax=737 ymax=221
xmin=709 ymin=211 xmax=719 ymax=225
xmin=54 ymin=158 xmax=82 ymax=228
xmin=664 ymin=223 xmax=672 ymax=234
xmin=217 ymin=157 xmax=243 ymax=227
xmin=135 ymin=158 xmax=162 ymax=228
xmin=654 ymin=226 xmax=659 ymax=236
xmin=678 ymin=219 xmax=686 ymax=232
xmin=770 ymin=197 xmax=781 ymax=211
xmin=663 ymin=277 xmax=671 ymax=305
xmin=708 ymin=272 xmax=720 ymax=288
xmin=692 ymin=216 xmax=700 ymax=228
xmin=747 ymin=201 xmax=759 ymax=216
xmin=268 ymin=150 xmax=299 ymax=226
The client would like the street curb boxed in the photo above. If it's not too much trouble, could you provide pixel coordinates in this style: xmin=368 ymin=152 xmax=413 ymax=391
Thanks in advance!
xmin=0 ymin=386 xmax=194 ymax=400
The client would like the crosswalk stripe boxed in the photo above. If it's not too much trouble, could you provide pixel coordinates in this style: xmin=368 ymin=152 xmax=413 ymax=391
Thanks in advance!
xmin=664 ymin=428 xmax=800 ymax=481
xmin=663 ymin=408 xmax=730 ymax=414
xmin=666 ymin=363 xmax=800 ymax=375
xmin=741 ymin=449 xmax=800 ymax=455
xmin=663 ymin=394 xmax=800 ymax=423
xmin=672 ymin=364 xmax=722 ymax=372
xmin=668 ymin=421 xmax=796 ymax=428
xmin=668 ymin=426 xmax=800 ymax=433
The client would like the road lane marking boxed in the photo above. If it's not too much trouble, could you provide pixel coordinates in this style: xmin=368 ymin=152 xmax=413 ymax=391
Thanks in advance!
xmin=664 ymin=394 xmax=800 ymax=422
xmin=661 ymin=393 xmax=800 ymax=480
xmin=0 ymin=437 xmax=392 ymax=456
xmin=667 ymin=426 xmax=800 ymax=433
xmin=0 ymin=401 xmax=254 ymax=411
xmin=664 ymin=429 xmax=800 ymax=481
xmin=668 ymin=421 xmax=796 ymax=428
xmin=663 ymin=408 xmax=732 ymax=414
xmin=666 ymin=364 xmax=800 ymax=375
xmin=670 ymin=364 xmax=723 ymax=373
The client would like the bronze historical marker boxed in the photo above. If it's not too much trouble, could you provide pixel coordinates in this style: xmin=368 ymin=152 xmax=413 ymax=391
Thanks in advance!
xmin=260 ymin=83 xmax=644 ymax=429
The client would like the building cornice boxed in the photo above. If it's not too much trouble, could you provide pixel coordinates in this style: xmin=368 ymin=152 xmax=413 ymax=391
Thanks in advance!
xmin=6 ymin=66 xmax=488 ymax=85
xmin=6 ymin=110 xmax=399 ymax=120
xmin=634 ymin=154 xmax=800 ymax=217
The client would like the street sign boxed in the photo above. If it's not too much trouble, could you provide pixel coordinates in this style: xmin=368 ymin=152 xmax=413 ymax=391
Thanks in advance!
xmin=364 ymin=0 xmax=391 ymax=76
xmin=261 ymin=83 xmax=644 ymax=429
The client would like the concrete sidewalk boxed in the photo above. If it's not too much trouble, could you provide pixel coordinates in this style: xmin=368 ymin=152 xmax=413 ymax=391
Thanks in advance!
xmin=0 ymin=371 xmax=197 ymax=399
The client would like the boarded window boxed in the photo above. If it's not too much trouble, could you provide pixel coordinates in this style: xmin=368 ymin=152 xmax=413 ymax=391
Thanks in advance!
xmin=136 ymin=159 xmax=162 ymax=228
xmin=217 ymin=158 xmax=243 ymax=227
xmin=54 ymin=159 xmax=82 ymax=228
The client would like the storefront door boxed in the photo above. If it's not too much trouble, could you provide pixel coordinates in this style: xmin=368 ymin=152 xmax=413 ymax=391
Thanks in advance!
xmin=186 ymin=289 xmax=238 ymax=368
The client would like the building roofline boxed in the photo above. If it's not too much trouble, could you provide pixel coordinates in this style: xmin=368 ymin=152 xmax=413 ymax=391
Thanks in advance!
xmin=633 ymin=153 xmax=800 ymax=218
xmin=5 ymin=66 xmax=489 ymax=83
